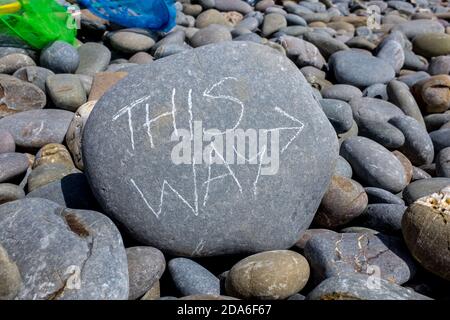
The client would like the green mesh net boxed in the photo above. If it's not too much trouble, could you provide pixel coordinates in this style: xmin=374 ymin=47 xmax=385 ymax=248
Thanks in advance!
xmin=0 ymin=0 xmax=77 ymax=49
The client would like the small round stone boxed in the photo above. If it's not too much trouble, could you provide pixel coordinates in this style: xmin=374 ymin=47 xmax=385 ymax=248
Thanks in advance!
xmin=314 ymin=176 xmax=368 ymax=228
xmin=127 ymin=247 xmax=165 ymax=300
xmin=33 ymin=143 xmax=75 ymax=170
xmin=225 ymin=250 xmax=310 ymax=300
xmin=195 ymin=9 xmax=229 ymax=28
xmin=168 ymin=258 xmax=220 ymax=296
xmin=40 ymin=41 xmax=80 ymax=74
xmin=190 ymin=24 xmax=232 ymax=47
xmin=110 ymin=31 xmax=155 ymax=54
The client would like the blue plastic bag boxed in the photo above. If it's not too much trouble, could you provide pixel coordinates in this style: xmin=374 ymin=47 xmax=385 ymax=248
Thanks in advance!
xmin=78 ymin=0 xmax=176 ymax=32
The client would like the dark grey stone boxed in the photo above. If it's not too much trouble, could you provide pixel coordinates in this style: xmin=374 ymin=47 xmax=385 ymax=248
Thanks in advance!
xmin=353 ymin=203 xmax=406 ymax=234
xmin=306 ymin=274 xmax=432 ymax=300
xmin=387 ymin=80 xmax=425 ymax=128
xmin=286 ymin=14 xmax=307 ymax=26
xmin=436 ymin=147 xmax=450 ymax=178
xmin=358 ymin=118 xmax=405 ymax=149
xmin=214 ymin=0 xmax=253 ymax=14
xmin=0 ymin=153 xmax=29 ymax=183
xmin=168 ymin=258 xmax=220 ymax=296
xmin=127 ymin=246 xmax=166 ymax=300
xmin=0 ymin=109 xmax=74 ymax=149
xmin=319 ymin=99 xmax=353 ymax=134
xmin=304 ymin=32 xmax=349 ymax=59
xmin=424 ymin=113 xmax=450 ymax=132
xmin=13 ymin=66 xmax=55 ymax=92
xmin=403 ymin=49 xmax=428 ymax=71
xmin=304 ymin=231 xmax=417 ymax=285
xmin=429 ymin=128 xmax=450 ymax=154
xmin=411 ymin=166 xmax=432 ymax=181
xmin=82 ymin=41 xmax=338 ymax=256
xmin=26 ymin=173 xmax=99 ymax=210
xmin=365 ymin=187 xmax=405 ymax=205
xmin=389 ymin=116 xmax=434 ymax=166
xmin=350 ymin=97 xmax=404 ymax=124
xmin=376 ymin=40 xmax=405 ymax=73
xmin=362 ymin=83 xmax=388 ymax=100
xmin=403 ymin=177 xmax=450 ymax=205
xmin=321 ymin=84 xmax=362 ymax=102
xmin=340 ymin=136 xmax=407 ymax=193
xmin=40 ymin=41 xmax=80 ymax=74
xmin=0 ymin=198 xmax=129 ymax=300
xmin=329 ymin=50 xmax=395 ymax=88
xmin=76 ymin=43 xmax=111 ymax=77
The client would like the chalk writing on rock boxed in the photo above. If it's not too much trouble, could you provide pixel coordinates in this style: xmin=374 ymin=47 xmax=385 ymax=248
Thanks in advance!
xmin=111 ymin=77 xmax=306 ymax=219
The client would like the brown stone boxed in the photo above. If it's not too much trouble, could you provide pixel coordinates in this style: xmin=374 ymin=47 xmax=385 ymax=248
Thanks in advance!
xmin=33 ymin=144 xmax=74 ymax=170
xmin=141 ymin=281 xmax=160 ymax=300
xmin=413 ymin=75 xmax=450 ymax=113
xmin=88 ymin=72 xmax=128 ymax=101
xmin=225 ymin=250 xmax=310 ymax=300
xmin=393 ymin=151 xmax=413 ymax=184
xmin=313 ymin=176 xmax=368 ymax=228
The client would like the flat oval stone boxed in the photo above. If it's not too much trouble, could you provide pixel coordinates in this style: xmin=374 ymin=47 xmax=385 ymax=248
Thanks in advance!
xmin=412 ymin=166 xmax=432 ymax=181
xmin=376 ymin=40 xmax=405 ymax=73
xmin=413 ymin=33 xmax=450 ymax=58
xmin=190 ymin=24 xmax=232 ymax=47
xmin=46 ymin=74 xmax=87 ymax=112
xmin=403 ymin=177 xmax=450 ymax=205
xmin=304 ymin=231 xmax=416 ymax=284
xmin=429 ymin=128 xmax=450 ymax=154
xmin=83 ymin=41 xmax=338 ymax=257
xmin=262 ymin=13 xmax=287 ymax=37
xmin=214 ymin=0 xmax=253 ymax=14
xmin=40 ymin=41 xmax=80 ymax=74
xmin=403 ymin=49 xmax=428 ymax=71
xmin=313 ymin=176 xmax=368 ymax=228
xmin=110 ymin=31 xmax=156 ymax=54
xmin=436 ymin=147 xmax=450 ymax=178
xmin=0 ymin=75 xmax=46 ymax=118
xmin=365 ymin=187 xmax=405 ymax=205
xmin=225 ymin=250 xmax=310 ymax=300
xmin=330 ymin=50 xmax=396 ymax=88
xmin=27 ymin=163 xmax=80 ymax=192
xmin=0 ymin=183 xmax=25 ymax=205
xmin=350 ymin=97 xmax=404 ymax=124
xmin=389 ymin=116 xmax=434 ymax=166
xmin=0 ymin=53 xmax=35 ymax=74
xmin=76 ymin=43 xmax=111 ymax=77
xmin=387 ymin=80 xmax=425 ymax=127
xmin=306 ymin=274 xmax=431 ymax=300
xmin=0 ymin=109 xmax=74 ymax=149
xmin=127 ymin=246 xmax=165 ymax=300
xmin=0 ymin=129 xmax=15 ymax=154
xmin=424 ymin=113 xmax=450 ymax=132
xmin=353 ymin=203 xmax=407 ymax=234
xmin=321 ymin=84 xmax=362 ymax=102
xmin=340 ymin=136 xmax=408 ymax=193
xmin=319 ymin=99 xmax=353 ymax=134
xmin=402 ymin=191 xmax=450 ymax=281
xmin=0 ymin=198 xmax=129 ymax=300
xmin=169 ymin=258 xmax=220 ymax=296
xmin=304 ymin=32 xmax=349 ymax=59
xmin=0 ymin=153 xmax=29 ymax=183
xmin=357 ymin=118 xmax=405 ymax=150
